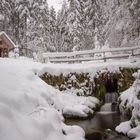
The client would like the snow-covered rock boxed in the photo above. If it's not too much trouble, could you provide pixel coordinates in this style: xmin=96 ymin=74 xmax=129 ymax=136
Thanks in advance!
xmin=116 ymin=121 xmax=131 ymax=134
xmin=128 ymin=126 xmax=140 ymax=139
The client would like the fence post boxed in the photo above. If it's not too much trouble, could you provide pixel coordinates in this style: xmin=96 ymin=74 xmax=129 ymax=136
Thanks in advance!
xmin=43 ymin=58 xmax=46 ymax=63
xmin=103 ymin=52 xmax=106 ymax=62
xmin=131 ymin=49 xmax=134 ymax=56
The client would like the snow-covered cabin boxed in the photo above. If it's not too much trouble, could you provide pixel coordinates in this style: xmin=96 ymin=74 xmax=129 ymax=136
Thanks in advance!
xmin=0 ymin=31 xmax=15 ymax=57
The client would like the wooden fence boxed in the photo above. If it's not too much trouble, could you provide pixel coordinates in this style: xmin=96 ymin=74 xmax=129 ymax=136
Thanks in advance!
xmin=43 ymin=46 xmax=140 ymax=63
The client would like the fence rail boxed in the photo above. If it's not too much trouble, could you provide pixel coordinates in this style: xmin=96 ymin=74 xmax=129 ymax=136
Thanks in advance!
xmin=43 ymin=46 xmax=140 ymax=63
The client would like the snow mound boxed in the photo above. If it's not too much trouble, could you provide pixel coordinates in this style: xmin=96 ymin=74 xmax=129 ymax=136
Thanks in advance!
xmin=0 ymin=58 xmax=99 ymax=140
xmin=116 ymin=121 xmax=131 ymax=134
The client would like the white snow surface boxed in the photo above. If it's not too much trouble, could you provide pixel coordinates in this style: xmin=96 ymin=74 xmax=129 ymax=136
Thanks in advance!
xmin=0 ymin=57 xmax=140 ymax=140
xmin=116 ymin=121 xmax=132 ymax=134
xmin=0 ymin=58 xmax=100 ymax=140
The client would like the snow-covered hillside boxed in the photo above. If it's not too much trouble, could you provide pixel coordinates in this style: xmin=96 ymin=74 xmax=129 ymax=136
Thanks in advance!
xmin=0 ymin=58 xmax=99 ymax=140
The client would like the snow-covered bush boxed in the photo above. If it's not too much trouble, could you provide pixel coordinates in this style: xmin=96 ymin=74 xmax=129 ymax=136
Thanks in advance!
xmin=41 ymin=67 xmax=138 ymax=103
xmin=118 ymin=70 xmax=140 ymax=115
xmin=41 ymin=72 xmax=92 ymax=96
xmin=116 ymin=70 xmax=140 ymax=139
xmin=8 ymin=47 xmax=19 ymax=58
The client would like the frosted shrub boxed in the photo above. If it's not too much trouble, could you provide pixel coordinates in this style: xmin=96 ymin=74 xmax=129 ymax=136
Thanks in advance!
xmin=116 ymin=70 xmax=140 ymax=139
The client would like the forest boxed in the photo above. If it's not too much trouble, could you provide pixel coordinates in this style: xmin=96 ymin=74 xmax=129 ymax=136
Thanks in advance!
xmin=0 ymin=0 xmax=140 ymax=53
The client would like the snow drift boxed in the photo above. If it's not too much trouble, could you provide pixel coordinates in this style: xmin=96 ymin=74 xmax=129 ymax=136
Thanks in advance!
xmin=0 ymin=58 xmax=99 ymax=140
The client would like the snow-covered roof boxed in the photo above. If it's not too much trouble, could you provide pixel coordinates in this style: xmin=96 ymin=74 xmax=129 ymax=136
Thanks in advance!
xmin=0 ymin=31 xmax=16 ymax=48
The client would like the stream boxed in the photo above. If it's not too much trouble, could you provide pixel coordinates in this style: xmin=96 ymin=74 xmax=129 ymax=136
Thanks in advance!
xmin=66 ymin=112 xmax=130 ymax=140
xmin=66 ymin=93 xmax=130 ymax=140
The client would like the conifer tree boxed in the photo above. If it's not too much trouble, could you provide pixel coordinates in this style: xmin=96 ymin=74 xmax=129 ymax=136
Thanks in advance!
xmin=56 ymin=0 xmax=69 ymax=51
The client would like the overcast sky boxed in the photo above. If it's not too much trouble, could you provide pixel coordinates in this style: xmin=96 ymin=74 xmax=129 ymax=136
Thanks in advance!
xmin=48 ymin=0 xmax=63 ymax=12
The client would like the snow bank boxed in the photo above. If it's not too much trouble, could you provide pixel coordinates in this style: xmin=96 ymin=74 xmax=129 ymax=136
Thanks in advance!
xmin=0 ymin=103 xmax=85 ymax=140
xmin=39 ymin=57 xmax=140 ymax=76
xmin=116 ymin=121 xmax=132 ymax=134
xmin=116 ymin=70 xmax=140 ymax=140
xmin=0 ymin=58 xmax=99 ymax=140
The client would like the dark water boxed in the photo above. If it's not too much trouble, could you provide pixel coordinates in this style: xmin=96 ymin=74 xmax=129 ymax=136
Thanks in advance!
xmin=65 ymin=112 xmax=130 ymax=140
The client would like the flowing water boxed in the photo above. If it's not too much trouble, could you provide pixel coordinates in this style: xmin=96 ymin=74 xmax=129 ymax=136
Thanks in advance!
xmin=66 ymin=113 xmax=130 ymax=140
xmin=104 ymin=92 xmax=118 ymax=103
xmin=101 ymin=92 xmax=119 ymax=113
xmin=66 ymin=92 xmax=130 ymax=140
xmin=100 ymin=103 xmax=112 ymax=112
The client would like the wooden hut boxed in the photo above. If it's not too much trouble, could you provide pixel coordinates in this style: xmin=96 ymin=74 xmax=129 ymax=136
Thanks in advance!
xmin=0 ymin=31 xmax=15 ymax=57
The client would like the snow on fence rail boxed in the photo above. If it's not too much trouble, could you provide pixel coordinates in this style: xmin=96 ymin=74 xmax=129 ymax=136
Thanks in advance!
xmin=43 ymin=46 xmax=140 ymax=63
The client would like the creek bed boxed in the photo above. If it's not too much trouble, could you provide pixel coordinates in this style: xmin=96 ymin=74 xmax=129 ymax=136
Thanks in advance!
xmin=65 ymin=112 xmax=130 ymax=140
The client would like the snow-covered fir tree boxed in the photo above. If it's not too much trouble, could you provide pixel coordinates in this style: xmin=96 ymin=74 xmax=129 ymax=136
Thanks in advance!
xmin=27 ymin=0 xmax=50 ymax=53
xmin=67 ymin=0 xmax=87 ymax=51
xmin=49 ymin=6 xmax=57 ymax=52
xmin=56 ymin=0 xmax=70 ymax=52
xmin=0 ymin=0 xmax=140 ymax=52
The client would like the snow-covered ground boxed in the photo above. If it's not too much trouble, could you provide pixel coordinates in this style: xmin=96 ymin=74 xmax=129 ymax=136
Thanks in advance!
xmin=0 ymin=56 xmax=140 ymax=140
xmin=116 ymin=70 xmax=140 ymax=140
xmin=0 ymin=58 xmax=100 ymax=140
